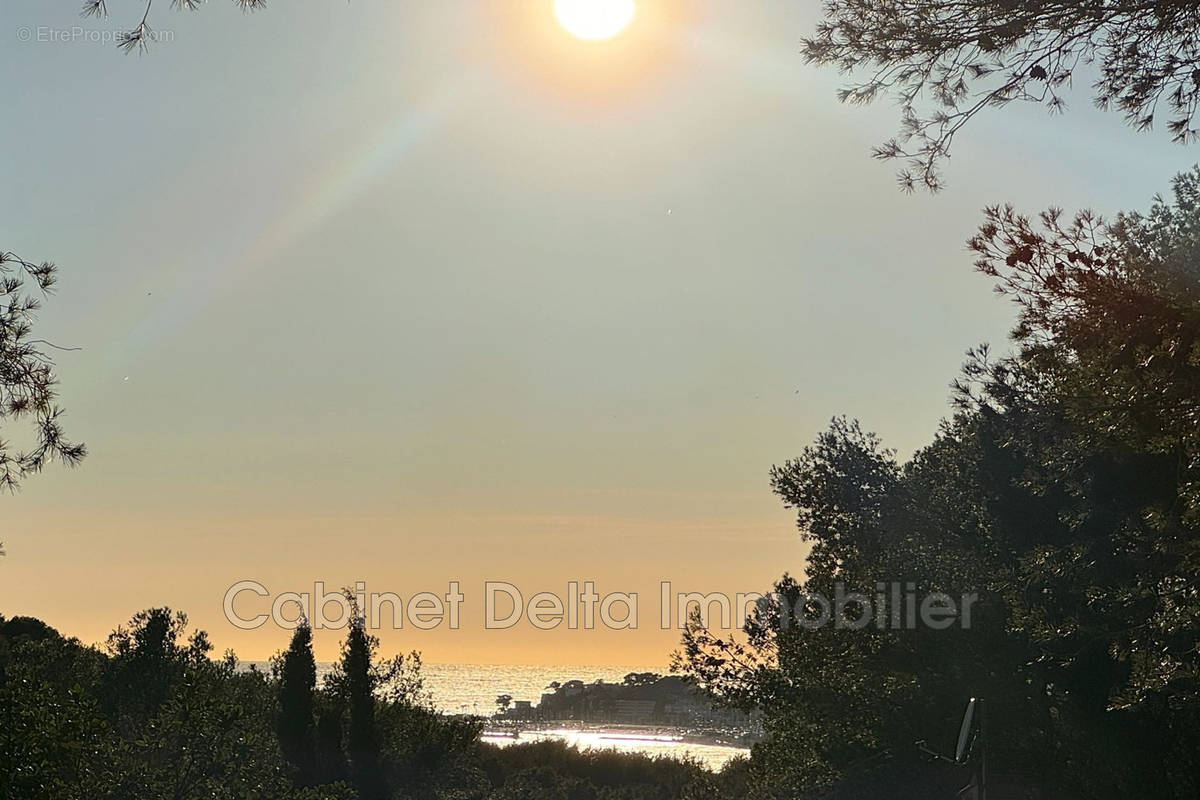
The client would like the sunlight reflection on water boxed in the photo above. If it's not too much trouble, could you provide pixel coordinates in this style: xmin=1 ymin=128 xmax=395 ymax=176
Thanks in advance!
xmin=246 ymin=661 xmax=751 ymax=770
xmin=481 ymin=727 xmax=748 ymax=771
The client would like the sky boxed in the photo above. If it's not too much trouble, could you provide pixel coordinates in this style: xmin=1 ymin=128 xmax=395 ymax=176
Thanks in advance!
xmin=1 ymin=0 xmax=1197 ymax=666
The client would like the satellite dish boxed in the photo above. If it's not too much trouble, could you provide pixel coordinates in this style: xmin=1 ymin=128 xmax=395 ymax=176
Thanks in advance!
xmin=954 ymin=698 xmax=977 ymax=764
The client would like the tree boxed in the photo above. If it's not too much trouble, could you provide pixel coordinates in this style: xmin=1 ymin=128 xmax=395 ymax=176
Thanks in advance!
xmin=677 ymin=169 xmax=1200 ymax=798
xmin=494 ymin=694 xmax=513 ymax=715
xmin=342 ymin=619 xmax=383 ymax=799
xmin=324 ymin=593 xmax=385 ymax=800
xmin=622 ymin=672 xmax=662 ymax=687
xmin=964 ymin=167 xmax=1200 ymax=716
xmin=0 ymin=251 xmax=85 ymax=491
xmin=804 ymin=0 xmax=1200 ymax=190
xmin=80 ymin=0 xmax=268 ymax=54
xmin=2 ymin=6 xmax=286 ymax=497
xmin=1 ymin=610 xmax=359 ymax=800
xmin=0 ymin=618 xmax=110 ymax=800
xmin=101 ymin=607 xmax=212 ymax=735
xmin=275 ymin=621 xmax=318 ymax=785
xmin=3 ymin=605 xmax=726 ymax=799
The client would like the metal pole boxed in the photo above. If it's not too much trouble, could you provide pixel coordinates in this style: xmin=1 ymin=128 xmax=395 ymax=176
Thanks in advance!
xmin=979 ymin=698 xmax=987 ymax=800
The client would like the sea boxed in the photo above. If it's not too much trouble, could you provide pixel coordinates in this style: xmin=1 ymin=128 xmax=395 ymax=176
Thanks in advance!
xmin=246 ymin=661 xmax=750 ymax=770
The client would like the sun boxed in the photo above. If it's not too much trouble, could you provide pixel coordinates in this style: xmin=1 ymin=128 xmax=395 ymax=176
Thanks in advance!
xmin=554 ymin=0 xmax=636 ymax=41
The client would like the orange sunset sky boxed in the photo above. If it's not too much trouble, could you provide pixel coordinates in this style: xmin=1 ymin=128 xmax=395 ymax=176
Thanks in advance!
xmin=3 ymin=0 xmax=1188 ymax=665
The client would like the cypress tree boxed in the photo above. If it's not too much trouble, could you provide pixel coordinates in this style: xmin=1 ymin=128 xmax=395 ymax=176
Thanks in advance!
xmin=342 ymin=601 xmax=385 ymax=799
xmin=277 ymin=621 xmax=317 ymax=784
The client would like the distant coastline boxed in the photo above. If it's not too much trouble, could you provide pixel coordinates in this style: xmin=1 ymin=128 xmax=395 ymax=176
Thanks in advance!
xmin=241 ymin=660 xmax=669 ymax=714
xmin=240 ymin=660 xmax=755 ymax=769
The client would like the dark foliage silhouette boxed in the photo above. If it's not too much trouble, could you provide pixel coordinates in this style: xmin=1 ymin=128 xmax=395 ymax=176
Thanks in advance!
xmin=1 ymin=605 xmax=734 ymax=799
xmin=677 ymin=168 xmax=1200 ymax=798
xmin=276 ymin=621 xmax=319 ymax=785
xmin=805 ymin=0 xmax=1200 ymax=190
xmin=0 ymin=251 xmax=84 ymax=492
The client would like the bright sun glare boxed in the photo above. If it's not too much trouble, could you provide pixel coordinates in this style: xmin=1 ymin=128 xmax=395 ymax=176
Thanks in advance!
xmin=554 ymin=0 xmax=636 ymax=41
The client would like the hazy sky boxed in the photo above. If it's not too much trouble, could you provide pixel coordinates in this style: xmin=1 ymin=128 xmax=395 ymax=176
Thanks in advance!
xmin=2 ymin=0 xmax=1196 ymax=665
